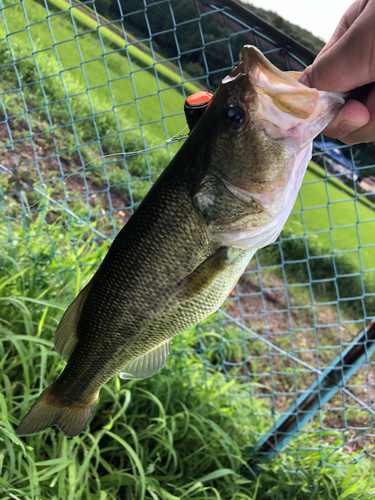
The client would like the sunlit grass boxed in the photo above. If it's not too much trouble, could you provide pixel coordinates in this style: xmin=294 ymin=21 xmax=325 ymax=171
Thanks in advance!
xmin=287 ymin=166 xmax=375 ymax=273
xmin=0 ymin=0 xmax=190 ymax=142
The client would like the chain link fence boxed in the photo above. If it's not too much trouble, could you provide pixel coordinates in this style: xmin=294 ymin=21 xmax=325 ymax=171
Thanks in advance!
xmin=1 ymin=0 xmax=375 ymax=478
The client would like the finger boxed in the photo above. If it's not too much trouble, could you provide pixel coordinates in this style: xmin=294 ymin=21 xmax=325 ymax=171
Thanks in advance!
xmin=299 ymin=1 xmax=375 ymax=92
xmin=337 ymin=122 xmax=375 ymax=144
xmin=322 ymin=99 xmax=370 ymax=140
xmin=333 ymin=85 xmax=375 ymax=144
xmin=301 ymin=40 xmax=375 ymax=93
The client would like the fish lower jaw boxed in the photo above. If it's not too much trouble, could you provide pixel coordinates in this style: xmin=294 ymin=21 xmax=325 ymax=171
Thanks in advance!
xmin=222 ymin=176 xmax=287 ymax=209
xmin=208 ymin=220 xmax=279 ymax=250
xmin=210 ymin=175 xmax=301 ymax=250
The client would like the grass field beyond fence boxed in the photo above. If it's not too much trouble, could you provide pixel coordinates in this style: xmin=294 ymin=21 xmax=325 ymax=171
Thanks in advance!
xmin=1 ymin=0 xmax=196 ymax=142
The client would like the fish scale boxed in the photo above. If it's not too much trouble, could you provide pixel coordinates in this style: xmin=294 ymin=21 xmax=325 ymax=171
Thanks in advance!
xmin=51 ymin=173 xmax=234 ymax=402
xmin=16 ymin=46 xmax=345 ymax=437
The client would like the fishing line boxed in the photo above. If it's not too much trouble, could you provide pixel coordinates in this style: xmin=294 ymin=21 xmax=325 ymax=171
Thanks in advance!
xmin=0 ymin=124 xmax=189 ymax=213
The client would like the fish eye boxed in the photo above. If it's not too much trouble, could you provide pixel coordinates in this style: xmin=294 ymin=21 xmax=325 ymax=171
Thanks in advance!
xmin=226 ymin=105 xmax=246 ymax=130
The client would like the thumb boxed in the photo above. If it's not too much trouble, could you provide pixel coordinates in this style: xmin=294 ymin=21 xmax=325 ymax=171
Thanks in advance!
xmin=299 ymin=38 xmax=375 ymax=93
xmin=299 ymin=1 xmax=375 ymax=92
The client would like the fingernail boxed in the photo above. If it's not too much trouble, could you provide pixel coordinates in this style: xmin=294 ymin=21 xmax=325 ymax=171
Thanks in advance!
xmin=336 ymin=121 xmax=362 ymax=136
xmin=297 ymin=72 xmax=309 ymax=86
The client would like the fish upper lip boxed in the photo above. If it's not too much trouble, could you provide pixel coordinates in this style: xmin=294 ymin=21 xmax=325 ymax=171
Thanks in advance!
xmin=239 ymin=45 xmax=309 ymax=92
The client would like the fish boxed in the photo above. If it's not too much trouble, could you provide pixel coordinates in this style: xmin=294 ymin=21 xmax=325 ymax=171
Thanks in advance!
xmin=16 ymin=45 xmax=345 ymax=438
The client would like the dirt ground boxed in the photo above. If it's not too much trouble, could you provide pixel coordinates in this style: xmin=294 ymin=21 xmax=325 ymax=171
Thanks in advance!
xmin=0 ymin=113 xmax=132 ymax=231
xmin=224 ymin=262 xmax=375 ymax=455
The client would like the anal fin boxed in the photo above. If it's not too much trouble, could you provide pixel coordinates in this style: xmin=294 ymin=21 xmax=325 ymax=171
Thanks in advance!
xmin=118 ymin=338 xmax=172 ymax=380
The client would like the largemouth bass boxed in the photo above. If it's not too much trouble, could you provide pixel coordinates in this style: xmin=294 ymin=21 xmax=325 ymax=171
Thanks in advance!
xmin=16 ymin=46 xmax=345 ymax=437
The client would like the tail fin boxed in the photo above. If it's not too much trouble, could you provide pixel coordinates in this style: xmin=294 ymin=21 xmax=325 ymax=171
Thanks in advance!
xmin=16 ymin=384 xmax=98 ymax=438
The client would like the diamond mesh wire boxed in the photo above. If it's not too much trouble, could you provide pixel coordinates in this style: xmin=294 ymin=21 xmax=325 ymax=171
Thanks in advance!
xmin=1 ymin=0 xmax=375 ymax=473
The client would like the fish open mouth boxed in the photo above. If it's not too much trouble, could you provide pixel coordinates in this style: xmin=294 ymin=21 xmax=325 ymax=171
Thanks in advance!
xmin=240 ymin=45 xmax=320 ymax=121
xmin=236 ymin=45 xmax=345 ymax=144
xmin=207 ymin=46 xmax=346 ymax=251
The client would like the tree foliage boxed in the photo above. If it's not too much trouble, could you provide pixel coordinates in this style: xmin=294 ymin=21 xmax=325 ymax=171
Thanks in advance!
xmin=97 ymin=0 xmax=325 ymax=88
xmin=242 ymin=1 xmax=325 ymax=54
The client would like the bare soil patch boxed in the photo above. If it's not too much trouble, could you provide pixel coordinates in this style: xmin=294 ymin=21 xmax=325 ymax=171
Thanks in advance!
xmin=223 ymin=262 xmax=375 ymax=456
xmin=0 ymin=112 xmax=132 ymax=232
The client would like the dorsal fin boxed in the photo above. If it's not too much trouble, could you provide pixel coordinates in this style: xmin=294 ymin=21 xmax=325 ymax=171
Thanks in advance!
xmin=118 ymin=338 xmax=172 ymax=380
xmin=54 ymin=282 xmax=92 ymax=361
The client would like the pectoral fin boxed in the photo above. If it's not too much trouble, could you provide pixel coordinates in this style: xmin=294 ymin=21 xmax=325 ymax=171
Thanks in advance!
xmin=119 ymin=338 xmax=172 ymax=379
xmin=175 ymin=247 xmax=230 ymax=299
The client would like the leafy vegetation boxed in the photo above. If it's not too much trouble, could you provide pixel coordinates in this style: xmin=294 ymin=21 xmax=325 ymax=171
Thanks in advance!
xmin=90 ymin=0 xmax=325 ymax=90
xmin=1 ymin=214 xmax=375 ymax=499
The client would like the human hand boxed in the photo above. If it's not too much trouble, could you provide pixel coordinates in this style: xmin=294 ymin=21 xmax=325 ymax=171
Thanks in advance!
xmin=299 ymin=0 xmax=375 ymax=144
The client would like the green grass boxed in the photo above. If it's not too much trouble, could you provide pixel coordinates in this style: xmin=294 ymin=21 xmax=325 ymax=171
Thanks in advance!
xmin=286 ymin=165 xmax=375 ymax=272
xmin=0 ymin=1 xmax=177 ymax=206
xmin=1 ymin=213 xmax=375 ymax=499
xmin=47 ymin=0 xmax=202 ymax=96
xmin=256 ymin=164 xmax=375 ymax=319
xmin=0 ymin=0 xmax=209 ymax=209
xmin=0 ymin=0 xmax=193 ymax=143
